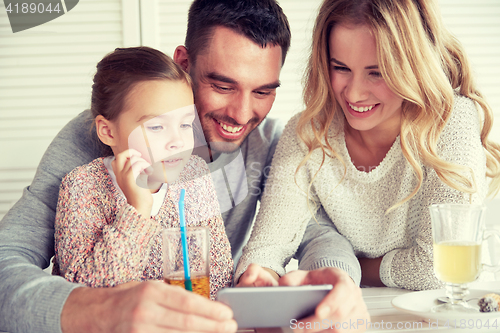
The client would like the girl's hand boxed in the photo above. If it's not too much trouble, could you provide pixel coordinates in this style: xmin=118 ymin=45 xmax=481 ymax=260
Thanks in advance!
xmin=112 ymin=149 xmax=153 ymax=217
xmin=236 ymin=263 xmax=279 ymax=287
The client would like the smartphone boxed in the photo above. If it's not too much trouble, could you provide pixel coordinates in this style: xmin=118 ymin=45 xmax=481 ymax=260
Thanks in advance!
xmin=216 ymin=285 xmax=332 ymax=328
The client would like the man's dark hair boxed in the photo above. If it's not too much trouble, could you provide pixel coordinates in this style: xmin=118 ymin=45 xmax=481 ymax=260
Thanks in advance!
xmin=185 ymin=0 xmax=291 ymax=66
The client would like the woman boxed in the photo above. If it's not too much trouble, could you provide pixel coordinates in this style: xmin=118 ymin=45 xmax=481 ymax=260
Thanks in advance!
xmin=235 ymin=0 xmax=500 ymax=290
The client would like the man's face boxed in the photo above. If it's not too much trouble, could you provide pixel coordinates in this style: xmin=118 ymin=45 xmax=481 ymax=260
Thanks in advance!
xmin=187 ymin=26 xmax=283 ymax=153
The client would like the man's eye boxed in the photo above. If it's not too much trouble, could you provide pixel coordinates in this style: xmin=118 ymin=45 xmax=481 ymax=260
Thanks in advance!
xmin=255 ymin=90 xmax=272 ymax=96
xmin=212 ymin=84 xmax=232 ymax=92
xmin=147 ymin=125 xmax=163 ymax=132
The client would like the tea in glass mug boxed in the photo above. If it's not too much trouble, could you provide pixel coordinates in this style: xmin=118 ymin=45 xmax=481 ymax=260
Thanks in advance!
xmin=433 ymin=241 xmax=482 ymax=284
xmin=429 ymin=203 xmax=500 ymax=313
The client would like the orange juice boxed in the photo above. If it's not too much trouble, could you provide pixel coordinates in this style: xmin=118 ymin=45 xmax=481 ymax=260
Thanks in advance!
xmin=433 ymin=241 xmax=481 ymax=284
xmin=164 ymin=274 xmax=210 ymax=298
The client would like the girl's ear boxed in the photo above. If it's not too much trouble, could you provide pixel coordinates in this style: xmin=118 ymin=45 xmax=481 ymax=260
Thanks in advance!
xmin=173 ymin=45 xmax=190 ymax=72
xmin=95 ymin=115 xmax=116 ymax=146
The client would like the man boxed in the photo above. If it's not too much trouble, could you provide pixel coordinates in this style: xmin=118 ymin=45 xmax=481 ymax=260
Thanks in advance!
xmin=0 ymin=1 xmax=367 ymax=332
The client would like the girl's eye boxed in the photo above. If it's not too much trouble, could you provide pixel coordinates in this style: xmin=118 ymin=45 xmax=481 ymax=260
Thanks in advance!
xmin=181 ymin=123 xmax=193 ymax=129
xmin=370 ymin=71 xmax=383 ymax=78
xmin=147 ymin=125 xmax=163 ymax=132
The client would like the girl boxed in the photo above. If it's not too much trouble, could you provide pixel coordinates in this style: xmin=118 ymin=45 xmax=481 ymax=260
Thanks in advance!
xmin=53 ymin=47 xmax=233 ymax=299
xmin=236 ymin=0 xmax=500 ymax=291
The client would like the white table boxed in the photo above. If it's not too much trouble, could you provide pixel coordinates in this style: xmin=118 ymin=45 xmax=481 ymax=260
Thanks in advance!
xmin=2 ymin=282 xmax=498 ymax=333
xmin=238 ymin=281 xmax=500 ymax=333
xmin=362 ymin=281 xmax=500 ymax=333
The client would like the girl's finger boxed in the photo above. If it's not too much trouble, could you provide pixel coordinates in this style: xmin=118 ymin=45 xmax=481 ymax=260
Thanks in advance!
xmin=129 ymin=154 xmax=151 ymax=169
xmin=126 ymin=148 xmax=143 ymax=159
xmin=129 ymin=158 xmax=153 ymax=179
xmin=114 ymin=149 xmax=144 ymax=175
xmin=114 ymin=149 xmax=132 ymax=170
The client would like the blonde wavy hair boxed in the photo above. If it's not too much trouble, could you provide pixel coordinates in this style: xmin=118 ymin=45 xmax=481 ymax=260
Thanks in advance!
xmin=297 ymin=0 xmax=500 ymax=211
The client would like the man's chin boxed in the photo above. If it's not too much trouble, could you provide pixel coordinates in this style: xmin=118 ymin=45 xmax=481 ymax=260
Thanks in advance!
xmin=208 ymin=141 xmax=241 ymax=154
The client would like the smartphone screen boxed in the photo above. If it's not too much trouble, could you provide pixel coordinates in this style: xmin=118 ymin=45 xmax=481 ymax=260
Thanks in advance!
xmin=216 ymin=285 xmax=333 ymax=328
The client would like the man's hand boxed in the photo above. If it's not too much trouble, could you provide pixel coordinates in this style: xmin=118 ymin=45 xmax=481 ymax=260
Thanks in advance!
xmin=61 ymin=281 xmax=238 ymax=333
xmin=280 ymin=268 xmax=369 ymax=333
xmin=112 ymin=149 xmax=153 ymax=217
xmin=236 ymin=263 xmax=279 ymax=287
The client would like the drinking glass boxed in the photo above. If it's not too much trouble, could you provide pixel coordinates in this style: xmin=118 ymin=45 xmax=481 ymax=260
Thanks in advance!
xmin=429 ymin=203 xmax=500 ymax=313
xmin=163 ymin=226 xmax=210 ymax=298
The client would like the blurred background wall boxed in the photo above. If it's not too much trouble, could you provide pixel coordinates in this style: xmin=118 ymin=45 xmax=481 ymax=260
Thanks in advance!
xmin=1 ymin=0 xmax=499 ymax=220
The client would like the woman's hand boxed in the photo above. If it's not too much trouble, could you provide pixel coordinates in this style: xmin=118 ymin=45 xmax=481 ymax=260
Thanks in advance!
xmin=236 ymin=263 xmax=279 ymax=287
xmin=112 ymin=149 xmax=154 ymax=217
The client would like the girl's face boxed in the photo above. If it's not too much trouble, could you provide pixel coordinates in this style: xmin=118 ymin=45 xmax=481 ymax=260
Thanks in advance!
xmin=112 ymin=79 xmax=196 ymax=185
xmin=329 ymin=23 xmax=403 ymax=135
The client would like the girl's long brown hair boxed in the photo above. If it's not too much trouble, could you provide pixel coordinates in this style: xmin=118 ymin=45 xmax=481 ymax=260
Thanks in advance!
xmin=90 ymin=46 xmax=194 ymax=156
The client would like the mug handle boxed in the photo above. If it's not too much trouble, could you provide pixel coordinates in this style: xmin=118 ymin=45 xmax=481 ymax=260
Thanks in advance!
xmin=483 ymin=228 xmax=500 ymax=272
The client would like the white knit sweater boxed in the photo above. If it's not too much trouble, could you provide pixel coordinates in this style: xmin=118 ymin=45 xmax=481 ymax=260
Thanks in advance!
xmin=235 ymin=94 xmax=487 ymax=290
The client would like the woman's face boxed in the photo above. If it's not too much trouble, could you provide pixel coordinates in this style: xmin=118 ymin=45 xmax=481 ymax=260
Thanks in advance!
xmin=329 ymin=23 xmax=403 ymax=134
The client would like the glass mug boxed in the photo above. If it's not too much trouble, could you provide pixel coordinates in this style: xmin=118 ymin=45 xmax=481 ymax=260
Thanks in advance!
xmin=162 ymin=226 xmax=210 ymax=298
xmin=429 ymin=203 xmax=500 ymax=312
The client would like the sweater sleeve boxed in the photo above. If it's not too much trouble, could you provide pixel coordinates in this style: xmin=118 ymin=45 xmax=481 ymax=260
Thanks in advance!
xmin=235 ymin=115 xmax=319 ymax=282
xmin=54 ymin=167 xmax=162 ymax=287
xmin=296 ymin=207 xmax=362 ymax=286
xmin=380 ymin=95 xmax=488 ymax=290
xmin=0 ymin=110 xmax=104 ymax=333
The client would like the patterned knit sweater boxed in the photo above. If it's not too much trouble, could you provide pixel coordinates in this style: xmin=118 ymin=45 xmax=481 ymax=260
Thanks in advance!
xmin=236 ymin=94 xmax=487 ymax=290
xmin=54 ymin=155 xmax=233 ymax=299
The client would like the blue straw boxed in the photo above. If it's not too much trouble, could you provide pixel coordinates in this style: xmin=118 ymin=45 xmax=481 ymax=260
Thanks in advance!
xmin=178 ymin=189 xmax=192 ymax=291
